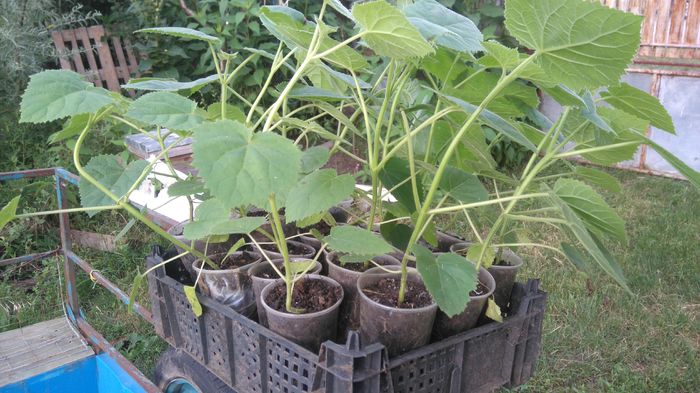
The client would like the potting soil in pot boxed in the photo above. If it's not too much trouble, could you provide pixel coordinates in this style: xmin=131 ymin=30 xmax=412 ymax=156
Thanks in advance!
xmin=265 ymin=278 xmax=342 ymax=313
xmin=361 ymin=277 xmax=433 ymax=308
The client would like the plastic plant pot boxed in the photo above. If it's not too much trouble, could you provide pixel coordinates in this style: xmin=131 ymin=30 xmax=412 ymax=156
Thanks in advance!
xmin=261 ymin=275 xmax=343 ymax=352
xmin=451 ymin=242 xmax=523 ymax=310
xmin=249 ymin=258 xmax=322 ymax=327
xmin=357 ymin=267 xmax=438 ymax=357
xmin=191 ymin=251 xmax=260 ymax=315
xmin=432 ymin=266 xmax=496 ymax=340
xmin=325 ymin=252 xmax=399 ymax=339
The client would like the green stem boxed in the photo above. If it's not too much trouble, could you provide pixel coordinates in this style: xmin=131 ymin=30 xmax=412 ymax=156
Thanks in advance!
xmin=16 ymin=205 xmax=120 ymax=218
xmin=73 ymin=115 xmax=213 ymax=267
xmin=395 ymin=55 xmax=538 ymax=304
xmin=268 ymin=195 xmax=293 ymax=312
xmin=428 ymin=193 xmax=549 ymax=215
xmin=554 ymin=141 xmax=640 ymax=159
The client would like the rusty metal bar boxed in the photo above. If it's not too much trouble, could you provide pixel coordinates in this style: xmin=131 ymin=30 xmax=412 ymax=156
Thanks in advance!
xmin=55 ymin=167 xmax=80 ymax=186
xmin=64 ymin=249 xmax=154 ymax=323
xmin=73 ymin=317 xmax=161 ymax=393
xmin=0 ymin=168 xmax=56 ymax=182
xmin=0 ymin=249 xmax=60 ymax=267
xmin=56 ymin=173 xmax=81 ymax=314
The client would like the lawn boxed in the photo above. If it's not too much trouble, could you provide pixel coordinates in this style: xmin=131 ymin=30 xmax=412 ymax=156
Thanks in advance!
xmin=1 ymin=165 xmax=698 ymax=391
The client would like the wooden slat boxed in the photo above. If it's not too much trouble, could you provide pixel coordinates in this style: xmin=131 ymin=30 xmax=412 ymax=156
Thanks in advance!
xmin=89 ymin=25 xmax=120 ymax=92
xmin=51 ymin=31 xmax=73 ymax=71
xmin=123 ymin=37 xmax=140 ymax=75
xmin=665 ymin=0 xmax=688 ymax=58
xmin=63 ymin=29 xmax=86 ymax=75
xmin=74 ymin=27 xmax=103 ymax=87
xmin=111 ymin=36 xmax=130 ymax=82
xmin=0 ymin=318 xmax=94 ymax=387
xmin=683 ymin=1 xmax=700 ymax=59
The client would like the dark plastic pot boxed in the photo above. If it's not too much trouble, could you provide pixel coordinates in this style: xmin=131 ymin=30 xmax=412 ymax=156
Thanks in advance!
xmin=191 ymin=251 xmax=260 ymax=315
xmin=249 ymin=258 xmax=322 ymax=327
xmin=167 ymin=222 xmax=243 ymax=276
xmin=357 ymin=267 xmax=437 ymax=357
xmin=325 ymin=252 xmax=399 ymax=338
xmin=261 ymin=275 xmax=343 ymax=352
xmin=245 ymin=239 xmax=316 ymax=261
xmin=432 ymin=266 xmax=495 ymax=340
xmin=451 ymin=242 xmax=523 ymax=310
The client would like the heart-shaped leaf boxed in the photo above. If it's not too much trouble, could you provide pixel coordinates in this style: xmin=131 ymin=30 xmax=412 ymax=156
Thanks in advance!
xmin=20 ymin=70 xmax=114 ymax=123
xmin=505 ymin=0 xmax=642 ymax=89
xmin=404 ymin=0 xmax=483 ymax=53
xmin=285 ymin=169 xmax=355 ymax=223
xmin=79 ymin=155 xmax=149 ymax=216
xmin=415 ymin=246 xmax=476 ymax=317
xmin=352 ymin=0 xmax=433 ymax=59
xmin=136 ymin=27 xmax=221 ymax=46
xmin=192 ymin=120 xmax=301 ymax=209
xmin=326 ymin=225 xmax=394 ymax=258
xmin=126 ymin=92 xmax=204 ymax=131
xmin=0 ymin=196 xmax=20 ymax=232
xmin=183 ymin=199 xmax=266 ymax=240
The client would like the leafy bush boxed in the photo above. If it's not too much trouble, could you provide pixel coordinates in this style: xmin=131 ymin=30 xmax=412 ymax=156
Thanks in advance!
xmin=0 ymin=0 xmax=98 ymax=113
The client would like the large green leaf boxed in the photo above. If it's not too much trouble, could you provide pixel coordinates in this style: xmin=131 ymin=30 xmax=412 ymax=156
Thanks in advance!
xmin=352 ymin=0 xmax=433 ymax=59
xmin=300 ymin=146 xmax=330 ymax=174
xmin=478 ymin=41 xmax=519 ymax=70
xmin=443 ymin=94 xmax=537 ymax=151
xmin=549 ymin=191 xmax=629 ymax=291
xmin=601 ymin=83 xmax=675 ymax=134
xmin=379 ymin=156 xmax=424 ymax=213
xmin=637 ymin=135 xmax=700 ymax=190
xmin=168 ymin=178 xmax=206 ymax=198
xmin=0 ymin=196 xmax=20 ymax=232
xmin=136 ymin=27 xmax=221 ymax=45
xmin=285 ymin=169 xmax=355 ymax=223
xmin=505 ymin=0 xmax=642 ymax=90
xmin=325 ymin=225 xmax=394 ymax=258
xmin=403 ymin=0 xmax=483 ymax=53
xmin=191 ymin=120 xmax=301 ymax=209
xmin=415 ymin=246 xmax=477 ymax=317
xmin=581 ymin=91 xmax=614 ymax=133
xmin=574 ymin=167 xmax=622 ymax=193
xmin=79 ymin=155 xmax=149 ymax=216
xmin=20 ymin=70 xmax=114 ymax=123
xmin=260 ymin=6 xmax=367 ymax=70
xmin=554 ymin=178 xmax=626 ymax=243
xmin=560 ymin=242 xmax=591 ymax=274
xmin=563 ymin=108 xmax=643 ymax=165
xmin=126 ymin=92 xmax=203 ymax=131
xmin=122 ymin=75 xmax=219 ymax=92
xmin=439 ymin=166 xmax=489 ymax=203
xmin=49 ymin=113 xmax=91 ymax=144
xmin=183 ymin=199 xmax=265 ymax=240
xmin=328 ymin=0 xmax=354 ymax=21
xmin=446 ymin=67 xmax=539 ymax=118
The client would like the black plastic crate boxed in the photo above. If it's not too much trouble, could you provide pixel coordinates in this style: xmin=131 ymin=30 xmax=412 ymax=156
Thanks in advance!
xmin=146 ymin=249 xmax=547 ymax=393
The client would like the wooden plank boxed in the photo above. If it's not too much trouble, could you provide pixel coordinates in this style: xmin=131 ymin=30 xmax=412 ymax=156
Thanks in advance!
xmin=123 ymin=37 xmax=140 ymax=75
xmin=665 ymin=0 xmax=688 ymax=58
xmin=51 ymin=31 xmax=73 ymax=71
xmin=111 ymin=36 xmax=130 ymax=82
xmin=70 ymin=230 xmax=118 ymax=252
xmin=682 ymin=1 xmax=700 ymax=59
xmin=75 ymin=27 xmax=103 ymax=88
xmin=63 ymin=29 xmax=86 ymax=75
xmin=0 ymin=318 xmax=93 ymax=387
xmin=89 ymin=25 xmax=120 ymax=92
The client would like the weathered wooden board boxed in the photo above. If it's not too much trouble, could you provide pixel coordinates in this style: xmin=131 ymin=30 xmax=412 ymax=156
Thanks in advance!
xmin=0 ymin=318 xmax=94 ymax=387
xmin=602 ymin=0 xmax=700 ymax=60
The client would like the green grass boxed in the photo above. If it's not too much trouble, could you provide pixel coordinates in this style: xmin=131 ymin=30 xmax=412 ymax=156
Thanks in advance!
xmin=503 ymin=168 xmax=700 ymax=392
xmin=2 ymin=162 xmax=698 ymax=389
